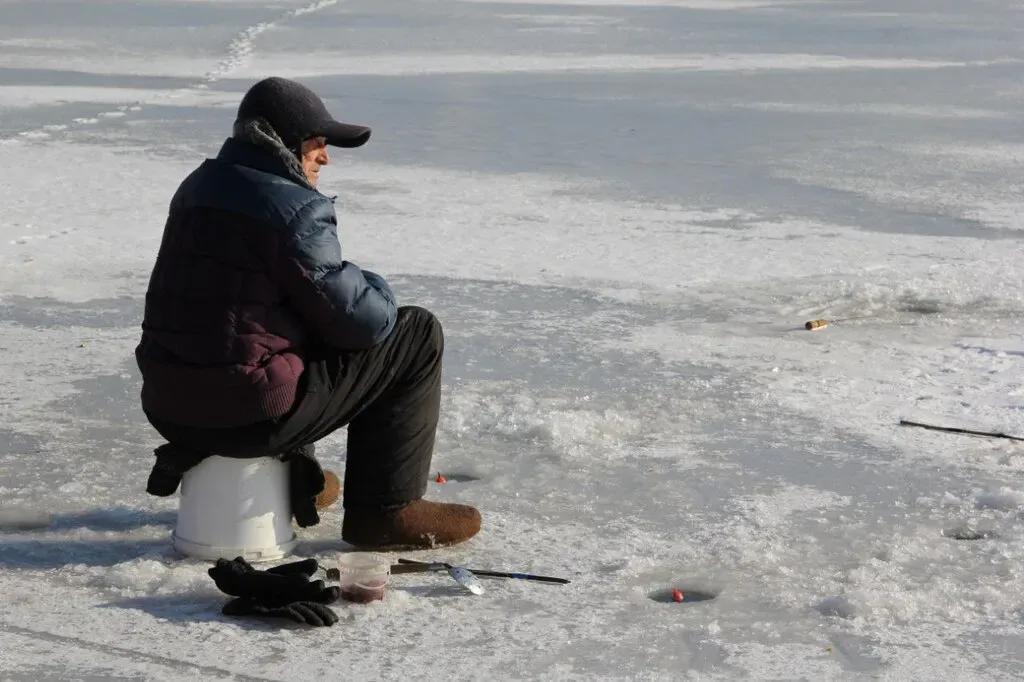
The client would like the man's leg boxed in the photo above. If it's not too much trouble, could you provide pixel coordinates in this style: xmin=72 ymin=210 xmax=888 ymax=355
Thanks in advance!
xmin=336 ymin=305 xmax=442 ymax=506
xmin=267 ymin=305 xmax=441 ymax=502
xmin=275 ymin=305 xmax=480 ymax=549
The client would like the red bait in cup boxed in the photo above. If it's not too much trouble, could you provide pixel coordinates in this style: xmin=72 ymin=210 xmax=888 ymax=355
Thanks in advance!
xmin=335 ymin=552 xmax=391 ymax=603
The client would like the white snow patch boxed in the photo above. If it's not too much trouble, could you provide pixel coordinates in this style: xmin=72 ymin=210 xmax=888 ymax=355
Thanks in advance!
xmin=974 ymin=488 xmax=1024 ymax=511
xmin=442 ymin=382 xmax=646 ymax=459
xmin=729 ymin=486 xmax=851 ymax=528
xmin=731 ymin=101 xmax=1011 ymax=120
xmin=230 ymin=51 xmax=995 ymax=78
xmin=460 ymin=0 xmax=820 ymax=7
xmin=0 ymin=323 xmax=141 ymax=433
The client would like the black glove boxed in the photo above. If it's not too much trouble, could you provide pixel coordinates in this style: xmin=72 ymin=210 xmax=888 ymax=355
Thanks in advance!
xmin=222 ymin=598 xmax=340 ymax=627
xmin=209 ymin=557 xmax=341 ymax=626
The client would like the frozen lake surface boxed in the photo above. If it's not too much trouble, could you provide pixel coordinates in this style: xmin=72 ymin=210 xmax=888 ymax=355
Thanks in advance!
xmin=1 ymin=0 xmax=1023 ymax=679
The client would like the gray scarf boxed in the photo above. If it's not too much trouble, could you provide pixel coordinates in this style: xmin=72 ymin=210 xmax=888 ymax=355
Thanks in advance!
xmin=231 ymin=116 xmax=313 ymax=190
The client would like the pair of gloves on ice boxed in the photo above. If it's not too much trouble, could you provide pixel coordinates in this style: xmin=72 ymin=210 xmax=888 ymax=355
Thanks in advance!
xmin=208 ymin=556 xmax=340 ymax=627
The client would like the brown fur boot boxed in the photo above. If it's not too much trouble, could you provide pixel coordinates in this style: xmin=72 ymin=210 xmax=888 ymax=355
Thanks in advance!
xmin=315 ymin=470 xmax=342 ymax=510
xmin=341 ymin=499 xmax=481 ymax=550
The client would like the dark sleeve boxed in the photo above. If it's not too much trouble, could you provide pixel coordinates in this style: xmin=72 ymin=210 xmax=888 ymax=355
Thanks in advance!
xmin=276 ymin=198 xmax=397 ymax=350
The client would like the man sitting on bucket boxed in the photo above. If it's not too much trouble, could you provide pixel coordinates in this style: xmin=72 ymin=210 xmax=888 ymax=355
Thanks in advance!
xmin=136 ymin=76 xmax=481 ymax=550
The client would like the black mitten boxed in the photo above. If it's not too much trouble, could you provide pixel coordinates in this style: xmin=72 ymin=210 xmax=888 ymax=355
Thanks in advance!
xmin=208 ymin=557 xmax=339 ymax=607
xmin=146 ymin=443 xmax=208 ymax=496
xmin=222 ymin=598 xmax=339 ymax=627
xmin=282 ymin=446 xmax=325 ymax=528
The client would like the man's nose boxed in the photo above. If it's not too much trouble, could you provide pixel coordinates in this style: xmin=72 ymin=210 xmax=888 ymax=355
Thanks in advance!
xmin=320 ymin=148 xmax=330 ymax=165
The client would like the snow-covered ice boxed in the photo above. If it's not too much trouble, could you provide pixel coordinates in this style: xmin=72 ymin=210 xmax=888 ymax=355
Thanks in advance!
xmin=1 ymin=0 xmax=1023 ymax=679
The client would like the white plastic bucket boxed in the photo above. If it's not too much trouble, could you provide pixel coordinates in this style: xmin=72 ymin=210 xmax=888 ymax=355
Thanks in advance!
xmin=172 ymin=455 xmax=297 ymax=563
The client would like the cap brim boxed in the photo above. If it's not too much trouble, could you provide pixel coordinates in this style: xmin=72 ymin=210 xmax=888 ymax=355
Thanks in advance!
xmin=320 ymin=120 xmax=372 ymax=148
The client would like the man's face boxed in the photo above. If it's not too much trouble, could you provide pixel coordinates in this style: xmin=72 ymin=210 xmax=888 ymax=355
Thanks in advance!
xmin=300 ymin=136 xmax=329 ymax=187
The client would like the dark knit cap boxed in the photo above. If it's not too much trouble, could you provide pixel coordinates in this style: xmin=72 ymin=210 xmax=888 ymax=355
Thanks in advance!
xmin=236 ymin=76 xmax=371 ymax=150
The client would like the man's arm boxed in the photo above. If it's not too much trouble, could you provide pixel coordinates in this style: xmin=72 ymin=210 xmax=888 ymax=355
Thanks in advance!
xmin=276 ymin=199 xmax=397 ymax=350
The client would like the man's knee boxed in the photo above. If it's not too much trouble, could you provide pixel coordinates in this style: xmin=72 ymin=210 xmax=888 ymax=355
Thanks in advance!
xmin=397 ymin=305 xmax=443 ymax=353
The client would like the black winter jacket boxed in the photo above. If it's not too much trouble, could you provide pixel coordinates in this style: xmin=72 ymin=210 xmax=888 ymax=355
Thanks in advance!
xmin=136 ymin=118 xmax=397 ymax=428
